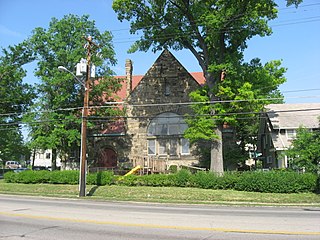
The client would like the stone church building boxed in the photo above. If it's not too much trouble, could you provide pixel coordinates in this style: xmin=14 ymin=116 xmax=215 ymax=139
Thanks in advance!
xmin=91 ymin=50 xmax=205 ymax=173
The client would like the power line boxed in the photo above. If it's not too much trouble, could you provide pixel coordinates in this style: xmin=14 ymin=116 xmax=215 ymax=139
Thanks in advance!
xmin=112 ymin=16 xmax=320 ymax=44
xmin=1 ymin=105 xmax=320 ymax=128
xmin=108 ymin=3 xmax=320 ymax=34
xmin=1 ymin=94 xmax=320 ymax=118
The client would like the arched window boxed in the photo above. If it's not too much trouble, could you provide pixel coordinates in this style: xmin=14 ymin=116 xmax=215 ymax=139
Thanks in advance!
xmin=147 ymin=112 xmax=190 ymax=156
xmin=147 ymin=112 xmax=187 ymax=136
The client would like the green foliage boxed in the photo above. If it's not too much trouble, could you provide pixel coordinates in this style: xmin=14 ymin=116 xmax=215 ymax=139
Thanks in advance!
xmin=48 ymin=171 xmax=79 ymax=184
xmin=23 ymin=14 xmax=123 ymax=164
xmin=184 ymin=87 xmax=218 ymax=143
xmin=234 ymin=171 xmax=317 ymax=193
xmin=87 ymin=171 xmax=115 ymax=186
xmin=4 ymin=170 xmax=117 ymax=186
xmin=4 ymin=171 xmax=50 ymax=184
xmin=116 ymin=174 xmax=141 ymax=186
xmin=0 ymin=41 xmax=36 ymax=161
xmin=112 ymin=0 xmax=301 ymax=173
xmin=286 ymin=128 xmax=320 ymax=173
xmin=4 ymin=169 xmax=317 ymax=194
xmin=140 ymin=174 xmax=174 ymax=187
xmin=172 ymin=169 xmax=192 ymax=187
xmin=191 ymin=171 xmax=240 ymax=189
xmin=168 ymin=165 xmax=178 ymax=173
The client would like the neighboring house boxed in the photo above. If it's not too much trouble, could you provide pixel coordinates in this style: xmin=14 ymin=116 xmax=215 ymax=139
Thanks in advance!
xmin=257 ymin=103 xmax=320 ymax=169
xmin=90 ymin=50 xmax=206 ymax=172
xmin=32 ymin=149 xmax=61 ymax=169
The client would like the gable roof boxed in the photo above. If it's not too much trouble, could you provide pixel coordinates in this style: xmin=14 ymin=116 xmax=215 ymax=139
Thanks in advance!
xmin=115 ymin=50 xmax=205 ymax=100
xmin=115 ymin=72 xmax=205 ymax=100
xmin=265 ymin=103 xmax=320 ymax=129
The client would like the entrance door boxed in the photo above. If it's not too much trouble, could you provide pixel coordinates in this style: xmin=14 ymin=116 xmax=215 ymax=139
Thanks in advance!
xmin=97 ymin=148 xmax=117 ymax=168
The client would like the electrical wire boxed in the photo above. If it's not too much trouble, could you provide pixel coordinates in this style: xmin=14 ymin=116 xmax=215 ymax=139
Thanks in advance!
xmin=1 ymin=93 xmax=320 ymax=118
xmin=1 ymin=105 xmax=319 ymax=128
xmin=108 ymin=3 xmax=320 ymax=34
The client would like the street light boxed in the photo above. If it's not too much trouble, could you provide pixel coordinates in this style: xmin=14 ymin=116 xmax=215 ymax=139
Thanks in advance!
xmin=58 ymin=66 xmax=86 ymax=88
xmin=58 ymin=63 xmax=89 ymax=197
xmin=58 ymin=36 xmax=98 ymax=197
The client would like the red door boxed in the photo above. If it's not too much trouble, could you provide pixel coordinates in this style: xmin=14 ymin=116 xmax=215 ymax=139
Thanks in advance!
xmin=97 ymin=148 xmax=117 ymax=168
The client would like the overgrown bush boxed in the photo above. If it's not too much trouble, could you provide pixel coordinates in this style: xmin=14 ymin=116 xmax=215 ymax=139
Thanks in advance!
xmin=87 ymin=171 xmax=114 ymax=186
xmin=4 ymin=170 xmax=50 ymax=184
xmin=191 ymin=171 xmax=219 ymax=189
xmin=48 ymin=171 xmax=79 ymax=184
xmin=139 ymin=174 xmax=174 ymax=187
xmin=3 ymin=169 xmax=318 ymax=194
xmin=235 ymin=171 xmax=317 ymax=193
xmin=3 ymin=171 xmax=16 ymax=183
xmin=191 ymin=171 xmax=240 ymax=189
xmin=172 ymin=169 xmax=192 ymax=187
xmin=116 ymin=174 xmax=141 ymax=186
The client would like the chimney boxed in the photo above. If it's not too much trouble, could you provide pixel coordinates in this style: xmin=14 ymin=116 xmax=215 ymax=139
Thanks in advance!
xmin=125 ymin=59 xmax=133 ymax=97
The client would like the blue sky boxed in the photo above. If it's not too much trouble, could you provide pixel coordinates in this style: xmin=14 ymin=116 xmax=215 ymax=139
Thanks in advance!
xmin=1 ymin=0 xmax=320 ymax=103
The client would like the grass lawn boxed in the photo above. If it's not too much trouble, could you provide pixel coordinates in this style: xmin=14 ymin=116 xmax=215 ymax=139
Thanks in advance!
xmin=0 ymin=180 xmax=319 ymax=206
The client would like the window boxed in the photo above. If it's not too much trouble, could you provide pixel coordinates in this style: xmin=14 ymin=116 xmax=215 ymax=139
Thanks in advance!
xmin=45 ymin=153 xmax=51 ymax=159
xmin=181 ymin=138 xmax=190 ymax=155
xmin=147 ymin=112 xmax=187 ymax=136
xmin=147 ymin=112 xmax=190 ymax=156
xmin=158 ymin=140 xmax=167 ymax=155
xmin=169 ymin=139 xmax=178 ymax=156
xmin=267 ymin=156 xmax=273 ymax=164
xmin=148 ymin=139 xmax=156 ymax=155
xmin=164 ymin=78 xmax=170 ymax=96
xmin=286 ymin=129 xmax=296 ymax=139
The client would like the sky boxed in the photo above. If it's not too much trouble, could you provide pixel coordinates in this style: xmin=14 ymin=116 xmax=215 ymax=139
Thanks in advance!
xmin=1 ymin=0 xmax=320 ymax=104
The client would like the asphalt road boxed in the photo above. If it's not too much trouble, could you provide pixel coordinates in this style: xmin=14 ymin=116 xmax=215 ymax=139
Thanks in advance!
xmin=0 ymin=194 xmax=320 ymax=240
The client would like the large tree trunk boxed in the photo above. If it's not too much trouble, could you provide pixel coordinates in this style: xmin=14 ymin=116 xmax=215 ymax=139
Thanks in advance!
xmin=210 ymin=124 xmax=224 ymax=174
xmin=31 ymin=149 xmax=36 ymax=169
xmin=51 ymin=148 xmax=57 ymax=171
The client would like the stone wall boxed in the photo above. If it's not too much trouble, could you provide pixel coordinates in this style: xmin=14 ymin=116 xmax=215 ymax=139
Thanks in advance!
xmin=125 ymin=50 xmax=201 ymax=169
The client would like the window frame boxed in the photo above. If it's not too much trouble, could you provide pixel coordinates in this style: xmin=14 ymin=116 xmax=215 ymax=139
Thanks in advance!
xmin=181 ymin=138 xmax=190 ymax=155
xmin=147 ymin=139 xmax=156 ymax=155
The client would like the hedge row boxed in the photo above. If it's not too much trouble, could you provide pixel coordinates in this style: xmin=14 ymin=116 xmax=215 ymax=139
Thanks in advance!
xmin=4 ymin=170 xmax=319 ymax=194
xmin=4 ymin=170 xmax=113 ymax=186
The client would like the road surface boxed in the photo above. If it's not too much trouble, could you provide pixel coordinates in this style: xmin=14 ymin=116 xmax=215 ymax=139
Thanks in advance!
xmin=0 ymin=194 xmax=319 ymax=239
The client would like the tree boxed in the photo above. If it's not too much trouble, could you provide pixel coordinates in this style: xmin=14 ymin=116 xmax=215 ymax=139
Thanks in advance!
xmin=24 ymin=14 xmax=122 ymax=169
xmin=286 ymin=127 xmax=320 ymax=173
xmin=185 ymin=58 xmax=286 ymax=168
xmin=0 ymin=42 xmax=35 ymax=163
xmin=112 ymin=0 xmax=302 ymax=173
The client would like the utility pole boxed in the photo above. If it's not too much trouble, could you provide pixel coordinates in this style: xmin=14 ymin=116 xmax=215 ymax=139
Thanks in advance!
xmin=79 ymin=36 xmax=99 ymax=197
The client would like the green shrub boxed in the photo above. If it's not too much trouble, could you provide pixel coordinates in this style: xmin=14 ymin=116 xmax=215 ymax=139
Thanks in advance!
xmin=87 ymin=171 xmax=114 ymax=186
xmin=4 ymin=170 xmax=78 ymax=184
xmin=116 ymin=174 xmax=141 ymax=186
xmin=316 ymin=175 xmax=320 ymax=194
xmin=235 ymin=171 xmax=317 ymax=193
xmin=219 ymin=172 xmax=240 ymax=189
xmin=192 ymin=171 xmax=219 ymax=189
xmin=168 ymin=165 xmax=178 ymax=173
xmin=172 ymin=169 xmax=192 ymax=187
xmin=3 ymin=168 xmax=318 ymax=194
xmin=5 ymin=170 xmax=50 ymax=184
xmin=48 ymin=171 xmax=79 ymax=184
xmin=4 ymin=171 xmax=16 ymax=183
xmin=140 ymin=174 xmax=174 ymax=187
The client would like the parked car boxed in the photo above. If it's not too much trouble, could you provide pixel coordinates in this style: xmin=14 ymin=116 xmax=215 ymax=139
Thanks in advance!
xmin=13 ymin=168 xmax=30 ymax=173
xmin=5 ymin=161 xmax=21 ymax=169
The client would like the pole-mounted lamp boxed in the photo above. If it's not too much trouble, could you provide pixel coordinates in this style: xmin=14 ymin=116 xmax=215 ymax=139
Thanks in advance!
xmin=58 ymin=62 xmax=89 ymax=197
xmin=58 ymin=65 xmax=86 ymax=88
xmin=58 ymin=36 xmax=98 ymax=197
